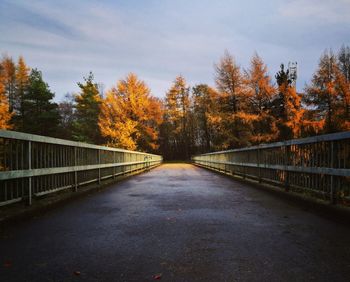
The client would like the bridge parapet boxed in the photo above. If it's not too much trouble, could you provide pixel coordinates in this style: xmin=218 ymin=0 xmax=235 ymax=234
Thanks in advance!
xmin=0 ymin=130 xmax=162 ymax=206
xmin=193 ymin=131 xmax=350 ymax=205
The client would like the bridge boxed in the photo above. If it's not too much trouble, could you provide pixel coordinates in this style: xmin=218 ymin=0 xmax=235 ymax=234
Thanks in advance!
xmin=1 ymin=130 xmax=350 ymax=281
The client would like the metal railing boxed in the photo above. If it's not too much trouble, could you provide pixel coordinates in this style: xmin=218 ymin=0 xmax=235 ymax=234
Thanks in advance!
xmin=192 ymin=131 xmax=350 ymax=205
xmin=0 ymin=130 xmax=162 ymax=206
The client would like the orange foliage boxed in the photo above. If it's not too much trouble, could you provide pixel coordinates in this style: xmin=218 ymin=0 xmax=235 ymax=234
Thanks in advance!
xmin=99 ymin=73 xmax=163 ymax=151
xmin=0 ymin=64 xmax=12 ymax=129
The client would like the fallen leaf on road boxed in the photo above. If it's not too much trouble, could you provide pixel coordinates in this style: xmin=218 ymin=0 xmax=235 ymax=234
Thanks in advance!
xmin=3 ymin=260 xmax=12 ymax=268
xmin=153 ymin=273 xmax=162 ymax=280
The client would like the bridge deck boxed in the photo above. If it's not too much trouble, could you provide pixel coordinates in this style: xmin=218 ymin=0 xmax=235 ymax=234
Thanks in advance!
xmin=1 ymin=163 xmax=350 ymax=281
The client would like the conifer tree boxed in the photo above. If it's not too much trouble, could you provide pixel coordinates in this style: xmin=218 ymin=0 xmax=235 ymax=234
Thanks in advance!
xmin=162 ymin=76 xmax=191 ymax=159
xmin=13 ymin=56 xmax=30 ymax=130
xmin=244 ymin=53 xmax=277 ymax=143
xmin=338 ymin=45 xmax=350 ymax=83
xmin=0 ymin=63 xmax=12 ymax=129
xmin=215 ymin=51 xmax=243 ymax=113
xmin=73 ymin=72 xmax=102 ymax=143
xmin=273 ymin=64 xmax=303 ymax=140
xmin=192 ymin=84 xmax=219 ymax=152
xmin=214 ymin=51 xmax=250 ymax=148
xmin=304 ymin=50 xmax=349 ymax=133
xmin=58 ymin=93 xmax=76 ymax=140
xmin=1 ymin=55 xmax=16 ymax=112
xmin=99 ymin=73 xmax=162 ymax=151
xmin=21 ymin=69 xmax=60 ymax=136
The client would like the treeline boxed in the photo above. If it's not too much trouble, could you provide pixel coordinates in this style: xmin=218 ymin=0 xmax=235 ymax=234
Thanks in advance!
xmin=0 ymin=46 xmax=349 ymax=160
xmin=161 ymin=47 xmax=350 ymax=159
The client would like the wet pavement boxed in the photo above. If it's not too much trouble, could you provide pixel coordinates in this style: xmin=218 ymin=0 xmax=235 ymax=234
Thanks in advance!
xmin=1 ymin=163 xmax=350 ymax=282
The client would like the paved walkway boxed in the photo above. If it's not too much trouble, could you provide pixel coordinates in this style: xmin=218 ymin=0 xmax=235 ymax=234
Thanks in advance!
xmin=1 ymin=164 xmax=350 ymax=281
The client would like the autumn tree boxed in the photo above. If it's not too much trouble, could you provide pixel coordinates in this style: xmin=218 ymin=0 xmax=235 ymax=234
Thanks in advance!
xmin=73 ymin=72 xmax=102 ymax=143
xmin=338 ymin=45 xmax=350 ymax=82
xmin=214 ymin=51 xmax=251 ymax=148
xmin=12 ymin=56 xmax=30 ymax=130
xmin=244 ymin=53 xmax=277 ymax=143
xmin=161 ymin=76 xmax=191 ymax=159
xmin=337 ymin=45 xmax=350 ymax=127
xmin=20 ymin=69 xmax=60 ymax=136
xmin=99 ymin=73 xmax=163 ymax=152
xmin=1 ymin=55 xmax=16 ymax=112
xmin=0 ymin=63 xmax=12 ymax=129
xmin=304 ymin=50 xmax=350 ymax=133
xmin=272 ymin=64 xmax=302 ymax=140
xmin=192 ymin=84 xmax=220 ymax=152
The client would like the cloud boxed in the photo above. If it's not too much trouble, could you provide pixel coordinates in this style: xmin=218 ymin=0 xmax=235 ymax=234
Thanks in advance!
xmin=0 ymin=0 xmax=349 ymax=99
xmin=279 ymin=0 xmax=350 ymax=24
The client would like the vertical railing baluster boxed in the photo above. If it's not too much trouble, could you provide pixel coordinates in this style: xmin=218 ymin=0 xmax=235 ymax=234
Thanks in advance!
xmin=74 ymin=146 xmax=78 ymax=192
xmin=28 ymin=141 xmax=32 ymax=205
xmin=330 ymin=141 xmax=336 ymax=204
xmin=98 ymin=150 xmax=101 ymax=184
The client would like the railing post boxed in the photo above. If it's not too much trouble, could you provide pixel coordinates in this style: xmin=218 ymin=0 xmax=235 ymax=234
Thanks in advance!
xmin=113 ymin=151 xmax=116 ymax=179
xmin=98 ymin=150 xmax=101 ymax=184
xmin=284 ymin=143 xmax=290 ymax=192
xmin=28 ymin=141 xmax=32 ymax=205
xmin=330 ymin=141 xmax=336 ymax=204
xmin=258 ymin=147 xmax=261 ymax=183
xmin=74 ymin=146 xmax=78 ymax=192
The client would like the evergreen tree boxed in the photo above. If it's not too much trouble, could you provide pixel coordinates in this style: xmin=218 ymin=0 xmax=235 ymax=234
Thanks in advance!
xmin=273 ymin=64 xmax=303 ymax=140
xmin=21 ymin=69 xmax=60 ymax=136
xmin=13 ymin=56 xmax=30 ymax=130
xmin=73 ymin=72 xmax=102 ymax=143
xmin=58 ymin=93 xmax=76 ymax=140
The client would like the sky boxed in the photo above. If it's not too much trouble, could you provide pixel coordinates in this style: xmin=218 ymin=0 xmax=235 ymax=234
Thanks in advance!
xmin=1 ymin=0 xmax=350 ymax=101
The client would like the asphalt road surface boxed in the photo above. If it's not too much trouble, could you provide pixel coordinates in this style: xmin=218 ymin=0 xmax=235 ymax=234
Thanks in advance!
xmin=1 ymin=164 xmax=350 ymax=282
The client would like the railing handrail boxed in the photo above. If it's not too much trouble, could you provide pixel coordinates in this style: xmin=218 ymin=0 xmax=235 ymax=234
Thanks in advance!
xmin=0 ymin=130 xmax=160 ymax=157
xmin=196 ymin=131 xmax=350 ymax=156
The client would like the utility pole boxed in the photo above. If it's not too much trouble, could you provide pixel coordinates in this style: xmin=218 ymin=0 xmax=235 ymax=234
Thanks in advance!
xmin=288 ymin=61 xmax=297 ymax=88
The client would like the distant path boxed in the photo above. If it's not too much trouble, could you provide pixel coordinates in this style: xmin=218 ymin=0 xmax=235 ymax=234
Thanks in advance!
xmin=1 ymin=163 xmax=350 ymax=281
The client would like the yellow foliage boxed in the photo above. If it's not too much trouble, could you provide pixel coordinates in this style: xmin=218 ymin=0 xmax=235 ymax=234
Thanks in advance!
xmin=99 ymin=73 xmax=163 ymax=151
xmin=0 ymin=64 xmax=12 ymax=129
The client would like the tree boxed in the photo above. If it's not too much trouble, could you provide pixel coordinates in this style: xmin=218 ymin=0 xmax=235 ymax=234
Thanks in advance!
xmin=304 ymin=50 xmax=349 ymax=133
xmin=20 ymin=69 xmax=60 ymax=136
xmin=99 ymin=73 xmax=163 ymax=151
xmin=215 ymin=50 xmax=243 ymax=113
xmin=214 ymin=51 xmax=250 ymax=148
xmin=338 ymin=45 xmax=350 ymax=83
xmin=337 ymin=45 xmax=350 ymax=127
xmin=161 ymin=76 xmax=191 ymax=159
xmin=58 ymin=93 xmax=76 ymax=140
xmin=13 ymin=56 xmax=30 ymax=130
xmin=244 ymin=53 xmax=277 ymax=143
xmin=73 ymin=72 xmax=102 ymax=143
xmin=272 ymin=64 xmax=303 ymax=140
xmin=0 ymin=63 xmax=12 ymax=129
xmin=0 ymin=55 xmax=16 ymax=112
xmin=192 ymin=84 xmax=219 ymax=152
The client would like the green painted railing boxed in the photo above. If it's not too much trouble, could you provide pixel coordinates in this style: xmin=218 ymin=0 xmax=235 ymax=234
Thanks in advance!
xmin=193 ymin=131 xmax=350 ymax=205
xmin=0 ymin=130 xmax=162 ymax=206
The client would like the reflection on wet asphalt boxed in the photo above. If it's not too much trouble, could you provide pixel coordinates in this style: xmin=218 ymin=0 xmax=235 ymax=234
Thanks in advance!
xmin=1 ymin=164 xmax=350 ymax=281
